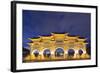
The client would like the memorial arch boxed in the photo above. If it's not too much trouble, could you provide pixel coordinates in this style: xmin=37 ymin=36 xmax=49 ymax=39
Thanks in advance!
xmin=24 ymin=33 xmax=90 ymax=62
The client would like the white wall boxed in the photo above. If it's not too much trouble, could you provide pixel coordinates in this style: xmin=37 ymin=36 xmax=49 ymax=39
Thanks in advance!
xmin=0 ymin=0 xmax=99 ymax=73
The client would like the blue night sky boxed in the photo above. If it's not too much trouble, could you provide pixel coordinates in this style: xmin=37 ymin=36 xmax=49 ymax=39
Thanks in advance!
xmin=22 ymin=10 xmax=91 ymax=49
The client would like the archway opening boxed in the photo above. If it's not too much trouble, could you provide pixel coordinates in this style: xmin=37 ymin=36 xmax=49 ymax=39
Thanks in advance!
xmin=78 ymin=49 xmax=83 ymax=55
xmin=68 ymin=49 xmax=75 ymax=56
xmin=55 ymin=48 xmax=64 ymax=57
xmin=43 ymin=49 xmax=51 ymax=58
xmin=33 ymin=50 xmax=39 ymax=57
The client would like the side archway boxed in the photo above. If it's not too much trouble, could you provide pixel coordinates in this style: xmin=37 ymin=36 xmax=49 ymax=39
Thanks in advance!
xmin=68 ymin=49 xmax=75 ymax=56
xmin=43 ymin=49 xmax=51 ymax=58
xmin=78 ymin=49 xmax=83 ymax=55
xmin=33 ymin=50 xmax=39 ymax=57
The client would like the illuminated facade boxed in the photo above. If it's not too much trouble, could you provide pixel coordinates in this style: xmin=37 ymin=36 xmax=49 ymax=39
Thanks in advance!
xmin=24 ymin=33 xmax=90 ymax=62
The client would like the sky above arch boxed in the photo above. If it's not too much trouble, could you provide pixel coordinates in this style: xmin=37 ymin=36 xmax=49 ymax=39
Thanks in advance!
xmin=23 ymin=10 xmax=91 ymax=50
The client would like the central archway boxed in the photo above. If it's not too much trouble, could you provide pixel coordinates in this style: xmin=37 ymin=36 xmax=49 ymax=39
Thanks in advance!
xmin=55 ymin=48 xmax=64 ymax=57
